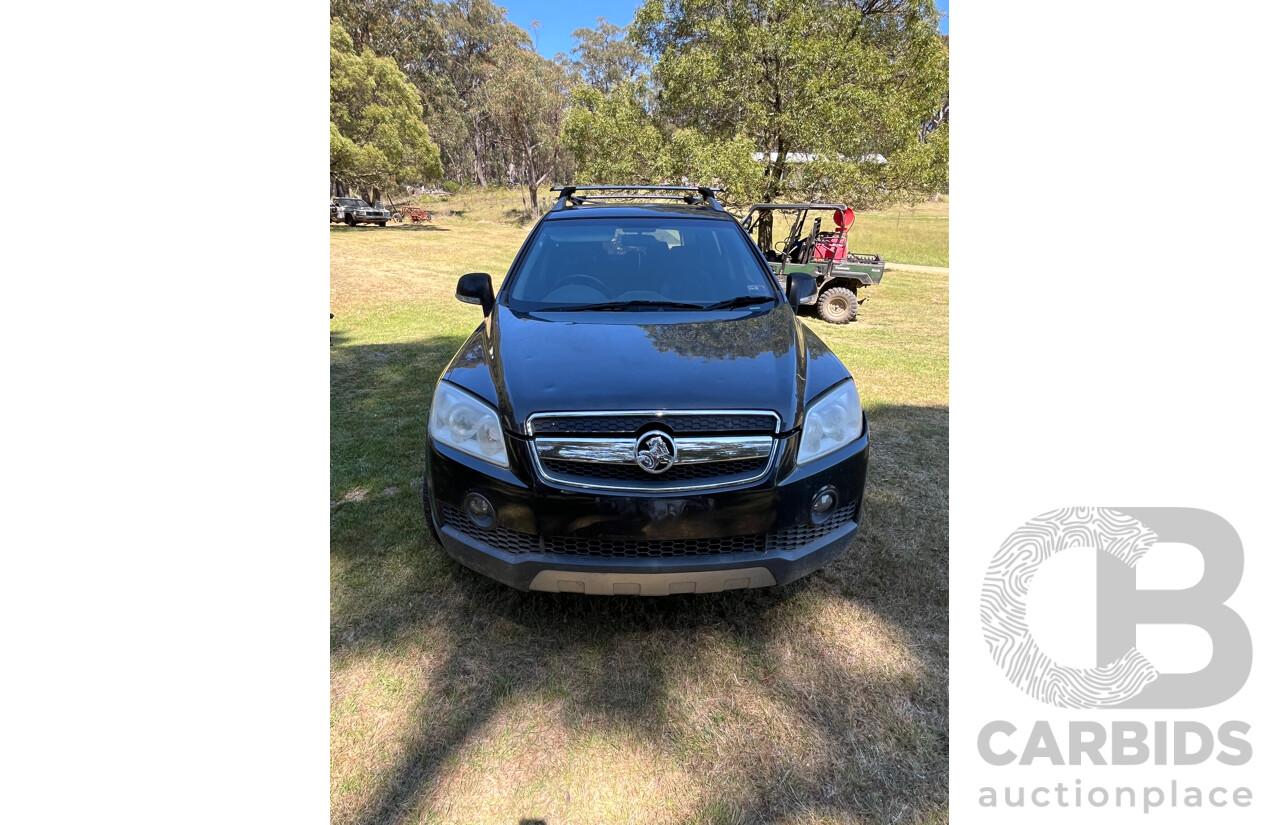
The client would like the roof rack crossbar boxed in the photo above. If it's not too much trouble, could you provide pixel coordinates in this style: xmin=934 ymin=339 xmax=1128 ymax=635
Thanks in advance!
xmin=551 ymin=185 xmax=723 ymax=193
xmin=571 ymin=194 xmax=691 ymax=201
xmin=549 ymin=184 xmax=725 ymax=212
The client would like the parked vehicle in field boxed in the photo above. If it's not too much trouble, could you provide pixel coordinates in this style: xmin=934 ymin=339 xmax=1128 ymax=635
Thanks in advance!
xmin=331 ymin=196 xmax=391 ymax=226
xmin=423 ymin=185 xmax=869 ymax=595
xmin=740 ymin=203 xmax=885 ymax=324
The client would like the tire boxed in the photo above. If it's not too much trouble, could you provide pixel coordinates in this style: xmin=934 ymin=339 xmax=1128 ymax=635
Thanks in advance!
xmin=344 ymin=214 xmax=356 ymax=226
xmin=376 ymin=221 xmax=387 ymax=227
xmin=818 ymin=286 xmax=858 ymax=324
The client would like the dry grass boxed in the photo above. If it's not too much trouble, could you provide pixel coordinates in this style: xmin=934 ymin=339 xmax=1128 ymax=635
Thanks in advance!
xmin=331 ymin=189 xmax=948 ymax=824
xmin=848 ymin=199 xmax=949 ymax=268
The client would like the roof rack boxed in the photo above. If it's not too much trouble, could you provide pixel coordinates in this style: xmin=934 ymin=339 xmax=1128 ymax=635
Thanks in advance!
xmin=550 ymin=185 xmax=725 ymax=212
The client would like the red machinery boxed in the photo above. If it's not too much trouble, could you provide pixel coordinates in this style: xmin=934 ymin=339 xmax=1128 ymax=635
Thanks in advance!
xmin=812 ymin=208 xmax=855 ymax=261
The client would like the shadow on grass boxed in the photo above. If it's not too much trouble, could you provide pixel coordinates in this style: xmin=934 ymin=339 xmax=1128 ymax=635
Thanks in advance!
xmin=385 ymin=223 xmax=449 ymax=232
xmin=331 ymin=333 xmax=948 ymax=824
xmin=329 ymin=224 xmax=450 ymax=233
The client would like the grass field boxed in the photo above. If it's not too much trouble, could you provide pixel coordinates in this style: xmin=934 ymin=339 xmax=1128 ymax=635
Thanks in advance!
xmin=848 ymin=199 xmax=949 ymax=268
xmin=331 ymin=191 xmax=949 ymax=824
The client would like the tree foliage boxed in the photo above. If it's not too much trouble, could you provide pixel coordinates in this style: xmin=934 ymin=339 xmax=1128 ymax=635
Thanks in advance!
xmin=330 ymin=19 xmax=443 ymax=197
xmin=568 ymin=18 xmax=648 ymax=94
xmin=331 ymin=0 xmax=573 ymax=199
xmin=632 ymin=0 xmax=949 ymax=208
xmin=480 ymin=41 xmax=571 ymax=211
xmin=560 ymin=28 xmax=761 ymax=200
xmin=326 ymin=1 xmax=948 ymax=213
xmin=562 ymin=83 xmax=664 ymax=185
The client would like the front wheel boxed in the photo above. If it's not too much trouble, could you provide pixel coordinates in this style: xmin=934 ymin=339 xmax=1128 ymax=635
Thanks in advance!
xmin=376 ymin=221 xmax=387 ymax=227
xmin=344 ymin=214 xmax=356 ymax=227
xmin=817 ymin=286 xmax=858 ymax=324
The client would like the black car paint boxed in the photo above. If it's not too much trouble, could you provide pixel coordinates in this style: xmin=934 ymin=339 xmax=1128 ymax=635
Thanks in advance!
xmin=423 ymin=200 xmax=868 ymax=592
xmin=441 ymin=304 xmax=851 ymax=435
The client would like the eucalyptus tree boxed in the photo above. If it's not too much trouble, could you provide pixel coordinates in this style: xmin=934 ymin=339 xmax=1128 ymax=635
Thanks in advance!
xmin=568 ymin=17 xmax=649 ymax=94
xmin=633 ymin=0 xmax=949 ymax=227
xmin=330 ymin=20 xmax=443 ymax=199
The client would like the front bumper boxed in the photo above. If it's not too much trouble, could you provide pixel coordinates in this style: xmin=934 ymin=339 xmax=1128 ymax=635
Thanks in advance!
xmin=423 ymin=417 xmax=869 ymax=594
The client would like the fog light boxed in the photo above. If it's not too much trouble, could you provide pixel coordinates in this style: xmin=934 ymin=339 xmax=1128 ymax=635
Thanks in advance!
xmin=463 ymin=492 xmax=494 ymax=529
xmin=810 ymin=487 xmax=838 ymax=524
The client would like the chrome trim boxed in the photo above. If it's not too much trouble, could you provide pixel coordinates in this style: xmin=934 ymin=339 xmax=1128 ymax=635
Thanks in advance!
xmin=670 ymin=436 xmax=774 ymax=463
xmin=634 ymin=430 xmax=677 ymax=474
xmin=532 ymin=440 xmax=778 ymax=492
xmin=535 ymin=439 xmax=636 ymax=464
xmin=526 ymin=409 xmax=783 ymax=492
xmin=535 ymin=435 xmax=772 ymax=465
xmin=524 ymin=408 xmax=782 ymax=437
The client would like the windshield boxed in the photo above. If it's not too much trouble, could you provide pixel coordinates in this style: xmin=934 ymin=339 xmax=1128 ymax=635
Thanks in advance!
xmin=338 ymin=198 xmax=366 ymax=207
xmin=505 ymin=217 xmax=778 ymax=311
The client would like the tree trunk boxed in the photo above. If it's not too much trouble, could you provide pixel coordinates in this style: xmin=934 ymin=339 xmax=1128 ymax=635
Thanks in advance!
xmin=757 ymin=212 xmax=773 ymax=255
xmin=524 ymin=144 xmax=539 ymax=213
xmin=472 ymin=125 xmax=487 ymax=186
xmin=757 ymin=140 xmax=788 ymax=250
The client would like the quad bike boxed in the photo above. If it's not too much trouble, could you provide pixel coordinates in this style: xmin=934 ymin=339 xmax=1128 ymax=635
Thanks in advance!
xmin=740 ymin=203 xmax=885 ymax=324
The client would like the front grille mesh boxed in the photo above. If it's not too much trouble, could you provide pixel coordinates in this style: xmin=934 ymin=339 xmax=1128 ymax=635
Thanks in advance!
xmin=439 ymin=506 xmax=538 ymax=555
xmin=764 ymin=503 xmax=859 ymax=551
xmin=548 ymin=533 xmax=767 ymax=558
xmin=541 ymin=456 xmax=769 ymax=484
xmin=530 ymin=413 xmax=776 ymax=436
xmin=439 ymin=501 xmax=858 ymax=559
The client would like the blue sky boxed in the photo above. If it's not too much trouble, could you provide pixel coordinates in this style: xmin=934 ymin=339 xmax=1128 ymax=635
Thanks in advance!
xmin=499 ymin=1 xmax=949 ymax=60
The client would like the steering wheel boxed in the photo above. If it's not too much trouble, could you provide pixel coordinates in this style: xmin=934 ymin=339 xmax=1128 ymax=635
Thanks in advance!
xmin=558 ymin=274 xmax=610 ymax=295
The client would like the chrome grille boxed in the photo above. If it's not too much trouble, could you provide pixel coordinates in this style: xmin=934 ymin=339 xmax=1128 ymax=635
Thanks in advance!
xmin=527 ymin=409 xmax=781 ymax=492
xmin=541 ymin=456 xmax=769 ymax=484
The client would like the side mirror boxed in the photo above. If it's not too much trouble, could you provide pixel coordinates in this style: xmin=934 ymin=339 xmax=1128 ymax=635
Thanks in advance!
xmin=456 ymin=272 xmax=495 ymax=316
xmin=786 ymin=272 xmax=817 ymax=310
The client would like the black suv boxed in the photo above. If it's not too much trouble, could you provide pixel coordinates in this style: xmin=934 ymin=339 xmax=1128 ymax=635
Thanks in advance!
xmin=423 ymin=185 xmax=869 ymax=595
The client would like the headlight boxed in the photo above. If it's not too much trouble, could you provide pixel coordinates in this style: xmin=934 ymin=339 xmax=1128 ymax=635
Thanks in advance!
xmin=429 ymin=381 xmax=509 ymax=468
xmin=797 ymin=380 xmax=863 ymax=465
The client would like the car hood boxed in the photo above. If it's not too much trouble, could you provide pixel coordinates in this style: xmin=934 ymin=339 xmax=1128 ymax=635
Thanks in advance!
xmin=442 ymin=304 xmax=852 ymax=434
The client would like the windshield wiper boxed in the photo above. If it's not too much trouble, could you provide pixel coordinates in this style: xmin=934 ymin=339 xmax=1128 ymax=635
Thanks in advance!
xmin=700 ymin=295 xmax=776 ymax=310
xmin=539 ymin=299 xmax=708 ymax=312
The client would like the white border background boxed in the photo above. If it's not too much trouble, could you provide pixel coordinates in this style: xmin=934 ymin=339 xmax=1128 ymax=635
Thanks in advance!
xmin=3 ymin=2 xmax=328 ymax=821
xmin=953 ymin=1 xmax=1278 ymax=821
xmin=3 ymin=0 xmax=1278 ymax=821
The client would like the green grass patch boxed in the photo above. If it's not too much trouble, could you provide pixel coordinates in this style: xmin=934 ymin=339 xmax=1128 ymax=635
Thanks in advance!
xmin=848 ymin=198 xmax=949 ymax=267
